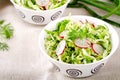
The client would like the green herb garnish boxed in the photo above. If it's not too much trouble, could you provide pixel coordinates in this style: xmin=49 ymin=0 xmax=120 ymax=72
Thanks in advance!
xmin=0 ymin=20 xmax=14 ymax=51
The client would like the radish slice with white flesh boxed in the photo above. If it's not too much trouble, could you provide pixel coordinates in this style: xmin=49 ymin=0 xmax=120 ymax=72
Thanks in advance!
xmin=74 ymin=38 xmax=90 ymax=48
xmin=59 ymin=31 xmax=68 ymax=38
xmin=79 ymin=20 xmax=84 ymax=24
xmin=92 ymin=44 xmax=104 ymax=54
xmin=56 ymin=40 xmax=66 ymax=56
xmin=36 ymin=0 xmax=50 ymax=9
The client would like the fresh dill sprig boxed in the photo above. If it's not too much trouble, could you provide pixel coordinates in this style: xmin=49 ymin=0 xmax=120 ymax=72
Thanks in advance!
xmin=0 ymin=42 xmax=9 ymax=51
xmin=0 ymin=20 xmax=14 ymax=51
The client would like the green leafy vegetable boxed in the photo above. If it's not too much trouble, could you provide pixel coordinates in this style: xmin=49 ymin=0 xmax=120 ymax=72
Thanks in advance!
xmin=79 ymin=0 xmax=120 ymax=16
xmin=0 ymin=20 xmax=14 ymax=51
xmin=57 ymin=19 xmax=70 ymax=33
xmin=0 ymin=42 xmax=9 ymax=51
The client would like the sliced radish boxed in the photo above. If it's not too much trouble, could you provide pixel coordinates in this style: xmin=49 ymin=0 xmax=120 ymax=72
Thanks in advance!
xmin=79 ymin=20 xmax=84 ymax=24
xmin=59 ymin=31 xmax=68 ymax=38
xmin=42 ymin=6 xmax=46 ymax=10
xmin=36 ymin=0 xmax=50 ymax=7
xmin=92 ymin=44 xmax=104 ymax=54
xmin=74 ymin=38 xmax=90 ymax=48
xmin=56 ymin=40 xmax=66 ymax=56
xmin=92 ymin=23 xmax=95 ymax=28
xmin=86 ymin=19 xmax=88 ymax=23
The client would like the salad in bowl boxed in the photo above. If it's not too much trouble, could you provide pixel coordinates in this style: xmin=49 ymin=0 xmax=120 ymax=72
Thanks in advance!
xmin=10 ymin=0 xmax=70 ymax=25
xmin=44 ymin=17 xmax=111 ymax=64
xmin=14 ymin=0 xmax=67 ymax=10
xmin=39 ymin=15 xmax=119 ymax=78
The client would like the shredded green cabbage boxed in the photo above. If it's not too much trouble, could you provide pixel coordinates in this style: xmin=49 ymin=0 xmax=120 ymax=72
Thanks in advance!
xmin=45 ymin=19 xmax=112 ymax=64
xmin=14 ymin=0 xmax=67 ymax=10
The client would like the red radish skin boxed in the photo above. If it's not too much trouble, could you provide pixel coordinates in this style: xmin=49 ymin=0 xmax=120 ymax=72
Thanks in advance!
xmin=74 ymin=38 xmax=90 ymax=49
xmin=56 ymin=40 xmax=66 ymax=56
xmin=91 ymin=44 xmax=104 ymax=55
xmin=42 ymin=6 xmax=46 ymax=10
xmin=59 ymin=31 xmax=68 ymax=38
xmin=61 ymin=48 xmax=65 ymax=55
xmin=86 ymin=19 xmax=88 ymax=23
xmin=91 ymin=44 xmax=98 ymax=55
xmin=92 ymin=23 xmax=95 ymax=28
xmin=36 ymin=0 xmax=50 ymax=8
xmin=79 ymin=20 xmax=84 ymax=24
xmin=59 ymin=36 xmax=64 ymax=38
xmin=85 ymin=19 xmax=95 ymax=28
xmin=86 ymin=39 xmax=91 ymax=45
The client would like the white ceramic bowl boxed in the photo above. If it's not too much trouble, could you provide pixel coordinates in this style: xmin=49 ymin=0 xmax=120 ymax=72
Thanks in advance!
xmin=39 ymin=15 xmax=119 ymax=78
xmin=10 ymin=0 xmax=70 ymax=25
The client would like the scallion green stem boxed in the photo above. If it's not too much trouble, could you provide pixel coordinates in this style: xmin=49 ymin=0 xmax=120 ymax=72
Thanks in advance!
xmin=102 ymin=0 xmax=120 ymax=19
xmin=68 ymin=3 xmax=120 ymax=27
xmin=79 ymin=0 xmax=120 ymax=16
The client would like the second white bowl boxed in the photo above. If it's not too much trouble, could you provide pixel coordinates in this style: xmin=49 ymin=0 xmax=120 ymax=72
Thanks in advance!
xmin=10 ymin=0 xmax=70 ymax=25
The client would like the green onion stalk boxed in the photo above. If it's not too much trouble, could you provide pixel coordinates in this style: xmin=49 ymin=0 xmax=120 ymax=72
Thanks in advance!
xmin=68 ymin=0 xmax=120 ymax=27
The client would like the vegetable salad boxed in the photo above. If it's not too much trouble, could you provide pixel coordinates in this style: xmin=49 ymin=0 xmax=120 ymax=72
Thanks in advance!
xmin=45 ymin=18 xmax=112 ymax=64
xmin=14 ymin=0 xmax=67 ymax=10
